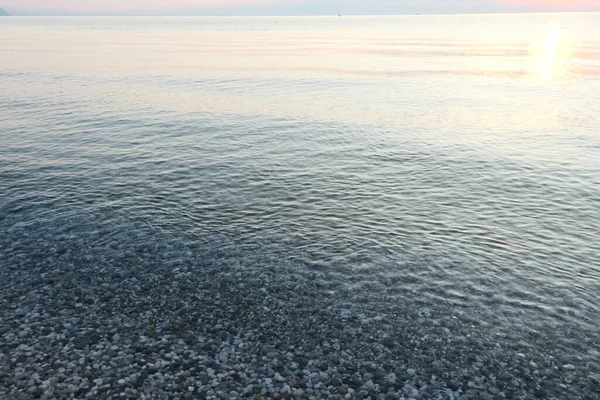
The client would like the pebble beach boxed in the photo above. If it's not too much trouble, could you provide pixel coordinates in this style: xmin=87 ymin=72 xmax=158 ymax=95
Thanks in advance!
xmin=2 ymin=218 xmax=599 ymax=399
xmin=2 ymin=13 xmax=600 ymax=400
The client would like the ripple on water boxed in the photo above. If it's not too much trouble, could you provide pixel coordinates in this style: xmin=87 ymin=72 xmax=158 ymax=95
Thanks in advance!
xmin=2 ymin=18 xmax=600 ymax=389
xmin=2 ymin=102 xmax=599 ymax=336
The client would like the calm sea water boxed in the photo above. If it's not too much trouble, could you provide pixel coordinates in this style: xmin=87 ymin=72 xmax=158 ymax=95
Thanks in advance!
xmin=1 ymin=15 xmax=599 ymax=344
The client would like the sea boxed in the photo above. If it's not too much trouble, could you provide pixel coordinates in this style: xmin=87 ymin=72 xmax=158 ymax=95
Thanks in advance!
xmin=1 ymin=13 xmax=599 ymax=358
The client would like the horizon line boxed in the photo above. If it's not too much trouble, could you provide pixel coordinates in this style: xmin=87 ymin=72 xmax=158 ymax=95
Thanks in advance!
xmin=4 ymin=10 xmax=600 ymax=17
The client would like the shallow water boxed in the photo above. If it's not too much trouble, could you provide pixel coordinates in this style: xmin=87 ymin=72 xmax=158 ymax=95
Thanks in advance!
xmin=1 ymin=14 xmax=600 ymax=350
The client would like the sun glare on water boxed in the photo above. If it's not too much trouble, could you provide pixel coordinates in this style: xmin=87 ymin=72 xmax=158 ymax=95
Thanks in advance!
xmin=528 ymin=22 xmax=572 ymax=80
xmin=540 ymin=24 xmax=559 ymax=79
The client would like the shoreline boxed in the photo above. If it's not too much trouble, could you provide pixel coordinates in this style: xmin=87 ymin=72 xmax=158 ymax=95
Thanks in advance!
xmin=2 ymin=239 xmax=598 ymax=399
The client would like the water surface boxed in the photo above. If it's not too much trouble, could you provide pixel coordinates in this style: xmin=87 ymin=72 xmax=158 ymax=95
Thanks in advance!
xmin=1 ymin=14 xmax=600 ymax=354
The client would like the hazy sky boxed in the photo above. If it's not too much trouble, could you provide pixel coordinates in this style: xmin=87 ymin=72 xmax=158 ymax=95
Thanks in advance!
xmin=4 ymin=0 xmax=600 ymax=16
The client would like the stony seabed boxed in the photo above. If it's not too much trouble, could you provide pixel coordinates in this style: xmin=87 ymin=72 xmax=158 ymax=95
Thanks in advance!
xmin=1 ymin=214 xmax=599 ymax=400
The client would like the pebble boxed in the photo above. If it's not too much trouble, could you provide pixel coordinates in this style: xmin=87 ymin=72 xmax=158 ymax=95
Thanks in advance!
xmin=1 ymin=217 xmax=598 ymax=400
xmin=384 ymin=373 xmax=397 ymax=384
xmin=274 ymin=373 xmax=285 ymax=382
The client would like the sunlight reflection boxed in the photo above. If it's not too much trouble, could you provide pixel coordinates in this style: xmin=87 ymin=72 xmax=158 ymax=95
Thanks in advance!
xmin=528 ymin=22 xmax=573 ymax=80
xmin=540 ymin=23 xmax=559 ymax=79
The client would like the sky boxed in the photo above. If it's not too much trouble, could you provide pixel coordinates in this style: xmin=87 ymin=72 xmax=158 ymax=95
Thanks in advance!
xmin=3 ymin=0 xmax=600 ymax=16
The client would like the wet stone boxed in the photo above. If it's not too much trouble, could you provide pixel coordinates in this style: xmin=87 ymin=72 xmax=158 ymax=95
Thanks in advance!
xmin=0 ymin=203 xmax=598 ymax=400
